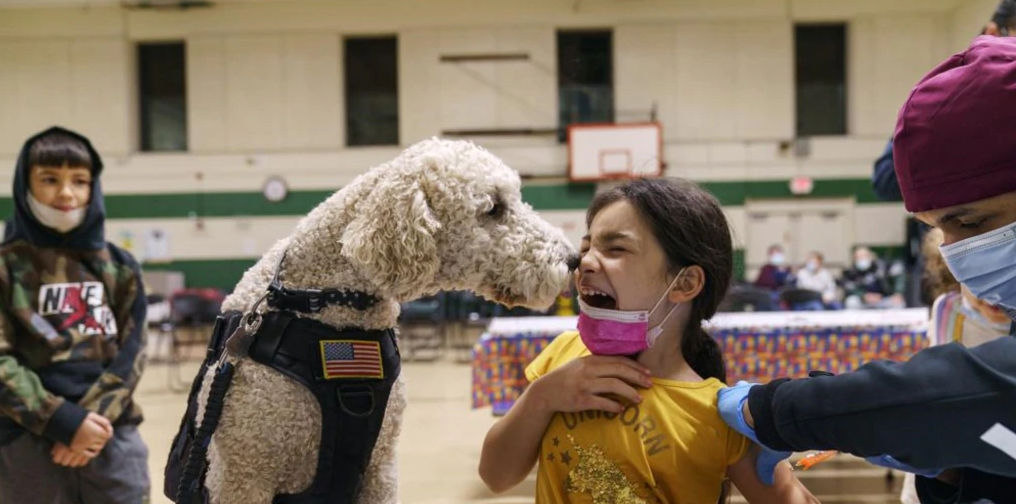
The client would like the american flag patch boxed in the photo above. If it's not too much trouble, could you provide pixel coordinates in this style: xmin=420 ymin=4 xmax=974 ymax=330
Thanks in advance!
xmin=320 ymin=340 xmax=384 ymax=379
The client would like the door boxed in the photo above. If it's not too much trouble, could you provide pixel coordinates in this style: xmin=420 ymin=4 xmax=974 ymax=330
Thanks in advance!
xmin=744 ymin=198 xmax=855 ymax=281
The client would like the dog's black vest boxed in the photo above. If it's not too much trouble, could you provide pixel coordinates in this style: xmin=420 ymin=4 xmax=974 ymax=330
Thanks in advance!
xmin=164 ymin=309 xmax=400 ymax=504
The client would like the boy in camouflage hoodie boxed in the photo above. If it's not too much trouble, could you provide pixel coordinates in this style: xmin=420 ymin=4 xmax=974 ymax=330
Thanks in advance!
xmin=0 ymin=127 xmax=150 ymax=503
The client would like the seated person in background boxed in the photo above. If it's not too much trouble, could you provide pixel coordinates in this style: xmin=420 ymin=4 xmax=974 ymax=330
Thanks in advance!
xmin=899 ymin=228 xmax=1008 ymax=504
xmin=793 ymin=252 xmax=842 ymax=310
xmin=753 ymin=244 xmax=793 ymax=291
xmin=839 ymin=246 xmax=906 ymax=309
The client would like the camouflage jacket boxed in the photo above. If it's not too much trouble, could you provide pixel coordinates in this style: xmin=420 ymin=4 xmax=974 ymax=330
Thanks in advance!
xmin=0 ymin=239 xmax=147 ymax=446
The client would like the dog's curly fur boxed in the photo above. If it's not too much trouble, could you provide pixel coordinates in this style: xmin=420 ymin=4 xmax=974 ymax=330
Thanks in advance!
xmin=193 ymin=138 xmax=577 ymax=504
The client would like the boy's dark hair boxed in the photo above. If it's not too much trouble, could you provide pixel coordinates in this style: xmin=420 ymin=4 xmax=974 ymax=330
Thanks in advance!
xmin=587 ymin=177 xmax=733 ymax=383
xmin=27 ymin=132 xmax=92 ymax=171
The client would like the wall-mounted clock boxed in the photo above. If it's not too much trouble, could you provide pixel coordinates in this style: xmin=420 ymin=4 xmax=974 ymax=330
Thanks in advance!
xmin=262 ymin=176 xmax=288 ymax=203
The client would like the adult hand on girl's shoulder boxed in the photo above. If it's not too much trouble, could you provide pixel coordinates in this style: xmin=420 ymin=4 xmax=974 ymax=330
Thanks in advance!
xmin=529 ymin=355 xmax=653 ymax=414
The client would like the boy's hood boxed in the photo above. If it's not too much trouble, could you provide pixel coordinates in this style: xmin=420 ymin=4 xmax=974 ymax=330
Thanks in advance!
xmin=4 ymin=126 xmax=106 ymax=250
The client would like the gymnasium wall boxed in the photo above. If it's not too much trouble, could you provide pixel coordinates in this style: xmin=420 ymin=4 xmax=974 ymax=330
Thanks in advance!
xmin=0 ymin=0 xmax=981 ymax=291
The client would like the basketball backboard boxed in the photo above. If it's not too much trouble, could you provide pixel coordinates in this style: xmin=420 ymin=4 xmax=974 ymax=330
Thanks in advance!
xmin=567 ymin=123 xmax=663 ymax=182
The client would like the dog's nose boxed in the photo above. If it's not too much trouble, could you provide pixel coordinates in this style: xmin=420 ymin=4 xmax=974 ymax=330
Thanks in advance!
xmin=566 ymin=253 xmax=581 ymax=272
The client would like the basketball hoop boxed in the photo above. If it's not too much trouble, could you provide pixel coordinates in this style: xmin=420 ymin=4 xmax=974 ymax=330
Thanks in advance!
xmin=567 ymin=123 xmax=663 ymax=182
xmin=598 ymin=149 xmax=632 ymax=177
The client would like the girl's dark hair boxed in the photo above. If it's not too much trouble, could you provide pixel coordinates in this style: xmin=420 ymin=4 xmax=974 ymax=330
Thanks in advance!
xmin=28 ymin=132 xmax=92 ymax=171
xmin=586 ymin=177 xmax=734 ymax=383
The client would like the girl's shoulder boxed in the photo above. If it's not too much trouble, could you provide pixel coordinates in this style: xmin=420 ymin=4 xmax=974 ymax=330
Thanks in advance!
xmin=525 ymin=331 xmax=589 ymax=382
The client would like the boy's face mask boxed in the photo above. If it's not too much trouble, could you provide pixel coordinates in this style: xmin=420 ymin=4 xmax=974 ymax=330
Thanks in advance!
xmin=27 ymin=193 xmax=85 ymax=234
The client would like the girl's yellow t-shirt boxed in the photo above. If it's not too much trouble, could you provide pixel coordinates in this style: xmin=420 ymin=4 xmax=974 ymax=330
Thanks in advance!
xmin=525 ymin=331 xmax=750 ymax=504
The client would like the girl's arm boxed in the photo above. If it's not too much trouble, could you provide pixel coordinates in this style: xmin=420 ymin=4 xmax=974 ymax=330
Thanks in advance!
xmin=478 ymin=377 xmax=558 ymax=493
xmin=479 ymin=354 xmax=651 ymax=493
xmin=727 ymin=446 xmax=821 ymax=504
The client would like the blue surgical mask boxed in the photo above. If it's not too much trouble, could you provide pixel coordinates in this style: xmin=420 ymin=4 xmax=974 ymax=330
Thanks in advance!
xmin=940 ymin=221 xmax=1016 ymax=322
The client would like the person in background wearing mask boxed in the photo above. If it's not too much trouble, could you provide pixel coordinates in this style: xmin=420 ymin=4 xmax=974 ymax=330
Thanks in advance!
xmin=794 ymin=252 xmax=841 ymax=310
xmin=715 ymin=35 xmax=1016 ymax=504
xmin=839 ymin=246 xmax=906 ymax=309
xmin=753 ymin=244 xmax=793 ymax=292
xmin=0 ymin=127 xmax=150 ymax=503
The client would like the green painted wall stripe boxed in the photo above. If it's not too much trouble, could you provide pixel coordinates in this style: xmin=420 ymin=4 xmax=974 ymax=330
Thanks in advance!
xmin=0 ymin=177 xmax=887 ymax=219
xmin=144 ymin=259 xmax=256 ymax=291
xmin=700 ymin=179 xmax=883 ymax=206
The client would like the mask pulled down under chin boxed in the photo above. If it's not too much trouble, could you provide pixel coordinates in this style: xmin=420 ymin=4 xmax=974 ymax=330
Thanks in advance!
xmin=576 ymin=270 xmax=685 ymax=356
xmin=577 ymin=303 xmax=654 ymax=355
xmin=27 ymin=194 xmax=85 ymax=234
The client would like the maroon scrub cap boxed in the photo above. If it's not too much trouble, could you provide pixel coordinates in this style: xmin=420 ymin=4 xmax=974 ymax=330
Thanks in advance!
xmin=893 ymin=35 xmax=1016 ymax=212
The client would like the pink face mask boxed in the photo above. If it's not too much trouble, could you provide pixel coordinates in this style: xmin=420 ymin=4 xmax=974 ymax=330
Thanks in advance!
xmin=577 ymin=270 xmax=684 ymax=356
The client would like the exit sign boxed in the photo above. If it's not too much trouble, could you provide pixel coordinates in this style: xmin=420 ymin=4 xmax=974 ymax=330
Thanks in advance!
xmin=789 ymin=176 xmax=814 ymax=195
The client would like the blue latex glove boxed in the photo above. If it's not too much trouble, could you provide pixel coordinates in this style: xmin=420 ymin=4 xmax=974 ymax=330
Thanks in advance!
xmin=717 ymin=381 xmax=793 ymax=486
xmin=864 ymin=454 xmax=943 ymax=478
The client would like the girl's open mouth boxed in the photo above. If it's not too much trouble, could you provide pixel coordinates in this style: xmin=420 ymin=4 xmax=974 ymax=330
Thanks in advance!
xmin=579 ymin=287 xmax=617 ymax=310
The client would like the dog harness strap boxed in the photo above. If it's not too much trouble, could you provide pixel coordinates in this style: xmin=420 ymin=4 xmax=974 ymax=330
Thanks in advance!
xmin=266 ymin=248 xmax=381 ymax=313
xmin=164 ymin=311 xmax=244 ymax=504
xmin=244 ymin=313 xmax=401 ymax=504
xmin=266 ymin=283 xmax=380 ymax=313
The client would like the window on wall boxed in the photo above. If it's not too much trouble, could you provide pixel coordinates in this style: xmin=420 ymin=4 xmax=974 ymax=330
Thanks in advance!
xmin=344 ymin=36 xmax=399 ymax=146
xmin=138 ymin=42 xmax=187 ymax=152
xmin=557 ymin=30 xmax=613 ymax=142
xmin=795 ymin=24 xmax=847 ymax=137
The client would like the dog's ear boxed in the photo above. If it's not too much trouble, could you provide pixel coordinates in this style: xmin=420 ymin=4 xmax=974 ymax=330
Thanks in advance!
xmin=340 ymin=181 xmax=441 ymax=300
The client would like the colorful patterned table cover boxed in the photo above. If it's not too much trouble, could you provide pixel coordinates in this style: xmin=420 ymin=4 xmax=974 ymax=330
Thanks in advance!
xmin=471 ymin=309 xmax=930 ymax=414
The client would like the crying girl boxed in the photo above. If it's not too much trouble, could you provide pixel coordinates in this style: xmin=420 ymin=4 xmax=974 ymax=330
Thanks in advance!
xmin=479 ymin=177 xmax=821 ymax=504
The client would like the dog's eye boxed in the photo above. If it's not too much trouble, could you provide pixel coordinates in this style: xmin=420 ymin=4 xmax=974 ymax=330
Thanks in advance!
xmin=486 ymin=202 xmax=505 ymax=218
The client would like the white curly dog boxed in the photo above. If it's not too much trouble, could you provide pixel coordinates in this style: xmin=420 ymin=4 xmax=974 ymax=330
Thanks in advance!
xmin=193 ymin=138 xmax=578 ymax=504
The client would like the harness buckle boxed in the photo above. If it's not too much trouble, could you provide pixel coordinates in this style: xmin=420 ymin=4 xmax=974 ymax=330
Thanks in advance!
xmin=303 ymin=289 xmax=324 ymax=313
xmin=216 ymin=291 xmax=268 ymax=368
